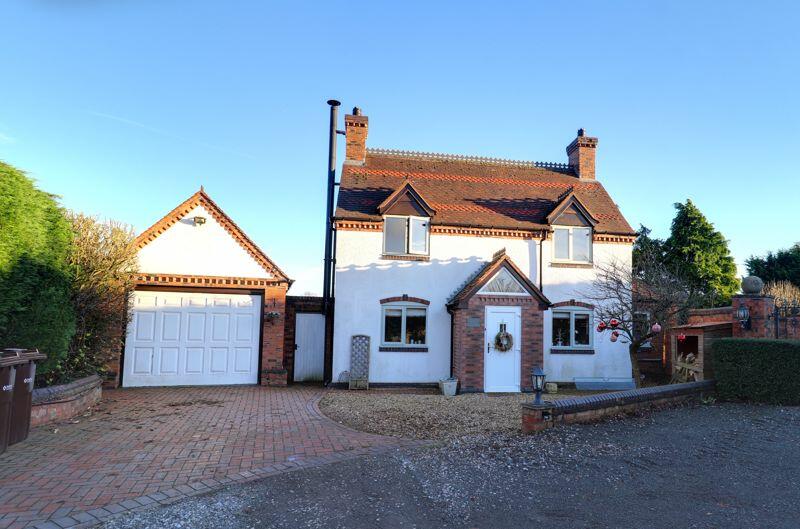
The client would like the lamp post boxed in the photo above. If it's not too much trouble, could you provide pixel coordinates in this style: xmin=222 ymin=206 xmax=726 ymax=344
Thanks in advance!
xmin=531 ymin=367 xmax=546 ymax=405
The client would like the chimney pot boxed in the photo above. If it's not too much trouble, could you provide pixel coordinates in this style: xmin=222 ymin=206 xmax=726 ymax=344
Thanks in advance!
xmin=578 ymin=128 xmax=585 ymax=137
xmin=352 ymin=107 xmax=362 ymax=116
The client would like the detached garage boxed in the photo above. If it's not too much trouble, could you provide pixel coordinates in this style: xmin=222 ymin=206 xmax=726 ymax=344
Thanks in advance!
xmin=114 ymin=188 xmax=293 ymax=388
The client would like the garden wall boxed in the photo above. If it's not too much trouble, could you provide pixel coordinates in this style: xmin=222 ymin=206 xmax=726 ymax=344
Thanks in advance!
xmin=522 ymin=380 xmax=715 ymax=433
xmin=31 ymin=375 xmax=103 ymax=427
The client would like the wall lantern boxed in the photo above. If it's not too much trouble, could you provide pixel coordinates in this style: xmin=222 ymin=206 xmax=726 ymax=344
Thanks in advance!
xmin=264 ymin=311 xmax=281 ymax=323
xmin=530 ymin=366 xmax=546 ymax=405
xmin=737 ymin=305 xmax=751 ymax=330
xmin=193 ymin=216 xmax=207 ymax=226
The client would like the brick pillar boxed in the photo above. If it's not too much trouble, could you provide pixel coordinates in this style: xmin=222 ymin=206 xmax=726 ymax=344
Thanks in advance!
xmin=261 ymin=285 xmax=288 ymax=386
xmin=732 ymin=294 xmax=775 ymax=339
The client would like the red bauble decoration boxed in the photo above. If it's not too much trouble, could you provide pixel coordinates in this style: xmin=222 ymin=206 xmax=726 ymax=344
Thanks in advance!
xmin=609 ymin=318 xmax=620 ymax=328
xmin=651 ymin=322 xmax=662 ymax=334
xmin=610 ymin=330 xmax=619 ymax=343
xmin=596 ymin=321 xmax=607 ymax=332
xmin=677 ymin=333 xmax=686 ymax=342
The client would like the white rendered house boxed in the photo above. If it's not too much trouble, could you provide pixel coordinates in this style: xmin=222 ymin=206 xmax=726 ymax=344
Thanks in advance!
xmin=332 ymin=108 xmax=636 ymax=391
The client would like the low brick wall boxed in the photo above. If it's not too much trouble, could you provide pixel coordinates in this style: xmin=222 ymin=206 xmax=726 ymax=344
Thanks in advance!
xmin=522 ymin=380 xmax=715 ymax=433
xmin=31 ymin=375 xmax=103 ymax=427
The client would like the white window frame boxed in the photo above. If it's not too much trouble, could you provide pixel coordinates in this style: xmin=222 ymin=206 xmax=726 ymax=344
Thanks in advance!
xmin=380 ymin=302 xmax=428 ymax=347
xmin=552 ymin=226 xmax=593 ymax=263
xmin=383 ymin=215 xmax=430 ymax=256
xmin=551 ymin=308 xmax=594 ymax=350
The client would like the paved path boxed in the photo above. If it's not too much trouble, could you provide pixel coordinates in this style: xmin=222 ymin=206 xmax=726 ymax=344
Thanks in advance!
xmin=0 ymin=386 xmax=407 ymax=529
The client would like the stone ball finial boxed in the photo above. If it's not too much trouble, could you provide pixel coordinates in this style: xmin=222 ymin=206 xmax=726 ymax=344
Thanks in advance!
xmin=741 ymin=276 xmax=764 ymax=295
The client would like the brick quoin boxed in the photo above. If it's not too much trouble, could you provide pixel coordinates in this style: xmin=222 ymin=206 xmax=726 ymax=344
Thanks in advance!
xmin=452 ymin=295 xmax=545 ymax=392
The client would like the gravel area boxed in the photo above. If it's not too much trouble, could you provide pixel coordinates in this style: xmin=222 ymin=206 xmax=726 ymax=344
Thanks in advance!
xmin=99 ymin=402 xmax=800 ymax=529
xmin=318 ymin=389 xmax=591 ymax=439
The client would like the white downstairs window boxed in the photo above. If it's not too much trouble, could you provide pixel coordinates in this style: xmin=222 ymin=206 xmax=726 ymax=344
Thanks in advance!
xmin=381 ymin=302 xmax=427 ymax=346
xmin=552 ymin=309 xmax=593 ymax=349
xmin=552 ymin=226 xmax=593 ymax=263
xmin=383 ymin=216 xmax=429 ymax=256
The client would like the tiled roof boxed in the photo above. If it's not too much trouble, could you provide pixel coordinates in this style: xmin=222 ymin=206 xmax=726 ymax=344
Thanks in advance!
xmin=336 ymin=149 xmax=635 ymax=235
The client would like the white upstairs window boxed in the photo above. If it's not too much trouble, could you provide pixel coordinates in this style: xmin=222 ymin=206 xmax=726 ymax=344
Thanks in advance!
xmin=552 ymin=226 xmax=593 ymax=263
xmin=383 ymin=215 xmax=430 ymax=256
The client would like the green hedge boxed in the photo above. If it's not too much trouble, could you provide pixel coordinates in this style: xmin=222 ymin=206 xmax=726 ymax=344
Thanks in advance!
xmin=712 ymin=338 xmax=800 ymax=405
xmin=0 ymin=161 xmax=75 ymax=373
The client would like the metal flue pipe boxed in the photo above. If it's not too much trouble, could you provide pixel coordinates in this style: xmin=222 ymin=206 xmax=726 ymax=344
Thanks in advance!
xmin=323 ymin=99 xmax=340 ymax=312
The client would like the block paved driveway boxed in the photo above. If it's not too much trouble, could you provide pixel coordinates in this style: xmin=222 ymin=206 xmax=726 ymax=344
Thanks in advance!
xmin=0 ymin=386 xmax=407 ymax=529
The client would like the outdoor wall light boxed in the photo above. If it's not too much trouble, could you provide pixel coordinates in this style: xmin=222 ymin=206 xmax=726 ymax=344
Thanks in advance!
xmin=193 ymin=216 xmax=207 ymax=226
xmin=264 ymin=311 xmax=281 ymax=323
xmin=531 ymin=366 xmax=546 ymax=405
xmin=737 ymin=305 xmax=751 ymax=330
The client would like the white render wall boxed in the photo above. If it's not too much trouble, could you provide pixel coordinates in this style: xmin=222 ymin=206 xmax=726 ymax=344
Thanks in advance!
xmin=138 ymin=205 xmax=272 ymax=279
xmin=333 ymin=229 xmax=632 ymax=384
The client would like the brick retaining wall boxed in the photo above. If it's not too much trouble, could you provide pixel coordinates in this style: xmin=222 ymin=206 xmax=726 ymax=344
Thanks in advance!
xmin=31 ymin=375 xmax=103 ymax=427
xmin=522 ymin=380 xmax=715 ymax=433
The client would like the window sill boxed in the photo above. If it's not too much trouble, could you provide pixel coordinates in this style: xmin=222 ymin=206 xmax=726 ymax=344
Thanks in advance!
xmin=550 ymin=348 xmax=595 ymax=355
xmin=381 ymin=254 xmax=430 ymax=262
xmin=378 ymin=346 xmax=428 ymax=353
xmin=550 ymin=262 xmax=594 ymax=269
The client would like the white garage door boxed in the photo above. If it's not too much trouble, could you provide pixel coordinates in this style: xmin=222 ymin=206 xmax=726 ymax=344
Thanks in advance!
xmin=123 ymin=290 xmax=261 ymax=387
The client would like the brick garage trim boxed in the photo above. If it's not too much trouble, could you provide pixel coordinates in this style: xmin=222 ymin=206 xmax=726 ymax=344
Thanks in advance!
xmin=31 ymin=375 xmax=102 ymax=427
xmin=522 ymin=380 xmax=715 ymax=433
xmin=110 ymin=279 xmax=290 ymax=388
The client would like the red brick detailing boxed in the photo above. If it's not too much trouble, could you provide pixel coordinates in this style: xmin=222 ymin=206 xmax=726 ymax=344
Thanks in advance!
xmin=335 ymin=220 xmax=546 ymax=240
xmin=731 ymin=294 xmax=778 ymax=339
xmin=566 ymin=130 xmax=598 ymax=180
xmin=379 ymin=295 xmax=430 ymax=306
xmin=261 ymin=285 xmax=289 ymax=386
xmin=451 ymin=296 xmax=545 ymax=392
xmin=284 ymin=296 xmax=324 ymax=383
xmin=345 ymin=112 xmax=369 ymax=164
xmin=135 ymin=273 xmax=282 ymax=288
xmin=551 ymin=300 xmax=595 ymax=310
xmin=134 ymin=189 xmax=291 ymax=282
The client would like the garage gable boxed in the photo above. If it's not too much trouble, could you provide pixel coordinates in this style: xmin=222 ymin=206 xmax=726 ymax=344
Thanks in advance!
xmin=136 ymin=189 xmax=289 ymax=281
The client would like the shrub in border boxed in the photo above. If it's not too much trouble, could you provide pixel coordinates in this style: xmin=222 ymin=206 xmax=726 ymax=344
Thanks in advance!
xmin=712 ymin=338 xmax=800 ymax=405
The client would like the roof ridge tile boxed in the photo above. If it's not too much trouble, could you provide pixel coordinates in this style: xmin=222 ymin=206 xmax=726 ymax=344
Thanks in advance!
xmin=367 ymin=148 xmax=572 ymax=172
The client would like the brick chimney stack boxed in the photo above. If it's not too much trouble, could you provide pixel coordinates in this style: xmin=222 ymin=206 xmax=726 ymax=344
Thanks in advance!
xmin=344 ymin=107 xmax=368 ymax=165
xmin=566 ymin=128 xmax=598 ymax=180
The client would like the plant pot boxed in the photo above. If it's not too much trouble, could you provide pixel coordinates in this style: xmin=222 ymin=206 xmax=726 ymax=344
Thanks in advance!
xmin=440 ymin=377 xmax=458 ymax=397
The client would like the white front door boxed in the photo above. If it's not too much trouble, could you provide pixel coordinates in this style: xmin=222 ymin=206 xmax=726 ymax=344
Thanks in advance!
xmin=123 ymin=290 xmax=261 ymax=387
xmin=293 ymin=313 xmax=325 ymax=382
xmin=484 ymin=306 xmax=521 ymax=392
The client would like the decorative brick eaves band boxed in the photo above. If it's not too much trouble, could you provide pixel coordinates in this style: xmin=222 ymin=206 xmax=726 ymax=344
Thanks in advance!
xmin=336 ymin=220 xmax=632 ymax=244
xmin=551 ymin=300 xmax=595 ymax=310
xmin=336 ymin=220 xmax=544 ymax=239
xmin=135 ymin=273 xmax=287 ymax=289
xmin=380 ymin=295 xmax=430 ymax=305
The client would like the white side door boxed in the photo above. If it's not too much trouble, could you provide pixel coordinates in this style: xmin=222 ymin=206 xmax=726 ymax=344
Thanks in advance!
xmin=484 ymin=306 xmax=521 ymax=392
xmin=123 ymin=290 xmax=260 ymax=387
xmin=293 ymin=313 xmax=325 ymax=382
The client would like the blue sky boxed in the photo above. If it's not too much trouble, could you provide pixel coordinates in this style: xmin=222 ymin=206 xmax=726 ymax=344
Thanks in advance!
xmin=1 ymin=1 xmax=798 ymax=294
